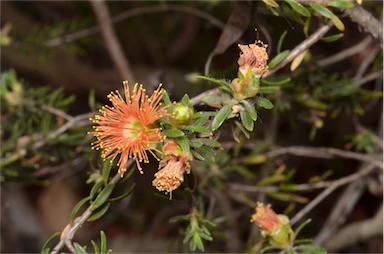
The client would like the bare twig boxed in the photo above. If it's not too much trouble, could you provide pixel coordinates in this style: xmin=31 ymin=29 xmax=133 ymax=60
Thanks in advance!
xmin=33 ymin=112 xmax=93 ymax=149
xmin=50 ymin=160 xmax=133 ymax=254
xmin=230 ymin=155 xmax=380 ymax=193
xmin=45 ymin=4 xmax=224 ymax=47
xmin=263 ymin=146 xmax=382 ymax=169
xmin=267 ymin=21 xmax=333 ymax=76
xmin=290 ymin=163 xmax=378 ymax=225
xmin=353 ymin=44 xmax=381 ymax=82
xmin=343 ymin=4 xmax=383 ymax=47
xmin=324 ymin=204 xmax=383 ymax=252
xmin=90 ymin=0 xmax=135 ymax=82
xmin=316 ymin=36 xmax=372 ymax=67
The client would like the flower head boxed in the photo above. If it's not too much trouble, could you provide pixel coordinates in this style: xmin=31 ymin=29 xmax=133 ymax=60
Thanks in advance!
xmin=251 ymin=202 xmax=295 ymax=249
xmin=238 ymin=40 xmax=269 ymax=78
xmin=251 ymin=202 xmax=281 ymax=232
xmin=152 ymin=141 xmax=193 ymax=198
xmin=90 ymin=81 xmax=168 ymax=175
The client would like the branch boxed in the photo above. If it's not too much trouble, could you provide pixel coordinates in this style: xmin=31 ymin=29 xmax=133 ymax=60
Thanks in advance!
xmin=267 ymin=21 xmax=333 ymax=76
xmin=290 ymin=163 xmax=377 ymax=225
xmin=45 ymin=4 xmax=224 ymax=47
xmin=50 ymin=161 xmax=133 ymax=254
xmin=230 ymin=159 xmax=379 ymax=193
xmin=343 ymin=4 xmax=383 ymax=47
xmin=90 ymin=0 xmax=135 ymax=82
xmin=263 ymin=146 xmax=383 ymax=169
xmin=324 ymin=204 xmax=383 ymax=252
xmin=316 ymin=36 xmax=372 ymax=67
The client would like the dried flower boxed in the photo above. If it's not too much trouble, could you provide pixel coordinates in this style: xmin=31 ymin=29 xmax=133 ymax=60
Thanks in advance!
xmin=251 ymin=202 xmax=281 ymax=232
xmin=90 ymin=81 xmax=168 ymax=175
xmin=152 ymin=141 xmax=193 ymax=198
xmin=238 ymin=40 xmax=269 ymax=78
xmin=251 ymin=202 xmax=295 ymax=249
xmin=231 ymin=40 xmax=268 ymax=100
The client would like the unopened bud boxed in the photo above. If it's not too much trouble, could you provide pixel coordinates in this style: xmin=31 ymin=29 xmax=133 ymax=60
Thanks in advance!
xmin=170 ymin=102 xmax=194 ymax=128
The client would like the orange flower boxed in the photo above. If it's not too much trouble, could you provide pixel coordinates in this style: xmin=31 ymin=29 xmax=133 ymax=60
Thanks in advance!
xmin=251 ymin=202 xmax=281 ymax=232
xmin=90 ymin=81 xmax=168 ymax=175
xmin=152 ymin=141 xmax=193 ymax=198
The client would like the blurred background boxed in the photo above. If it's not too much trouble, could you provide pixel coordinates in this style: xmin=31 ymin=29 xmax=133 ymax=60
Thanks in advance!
xmin=1 ymin=1 xmax=382 ymax=253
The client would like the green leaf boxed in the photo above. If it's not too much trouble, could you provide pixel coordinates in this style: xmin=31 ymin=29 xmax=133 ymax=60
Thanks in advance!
xmin=263 ymin=0 xmax=279 ymax=8
xmin=88 ymin=203 xmax=110 ymax=222
xmin=90 ymin=181 xmax=104 ymax=200
xmin=262 ymin=77 xmax=291 ymax=85
xmin=256 ymin=97 xmax=274 ymax=109
xmin=70 ymin=196 xmax=91 ymax=222
xmin=177 ymin=136 xmax=191 ymax=153
xmin=241 ymin=100 xmax=257 ymax=121
xmin=259 ymin=86 xmax=280 ymax=94
xmin=107 ymin=183 xmax=136 ymax=202
xmin=184 ymin=125 xmax=212 ymax=135
xmin=189 ymin=139 xmax=204 ymax=148
xmin=88 ymin=88 xmax=96 ymax=111
xmin=234 ymin=120 xmax=250 ymax=139
xmin=40 ymin=231 xmax=60 ymax=254
xmin=294 ymin=218 xmax=312 ymax=238
xmin=196 ymin=75 xmax=232 ymax=90
xmin=91 ymin=183 xmax=115 ymax=211
xmin=240 ymin=110 xmax=254 ymax=131
xmin=191 ymin=150 xmax=205 ymax=161
xmin=102 ymin=160 xmax=112 ymax=184
xmin=285 ymin=0 xmax=311 ymax=17
xmin=295 ymin=244 xmax=327 ymax=254
xmin=327 ymin=0 xmax=354 ymax=8
xmin=277 ymin=30 xmax=287 ymax=53
xmin=91 ymin=240 xmax=100 ymax=254
xmin=268 ymin=50 xmax=290 ymax=69
xmin=196 ymin=138 xmax=221 ymax=148
xmin=310 ymin=3 xmax=345 ymax=31
xmin=73 ymin=242 xmax=87 ymax=254
xmin=163 ymin=129 xmax=185 ymax=138
xmin=162 ymin=89 xmax=172 ymax=106
xmin=100 ymin=231 xmax=108 ymax=254
xmin=320 ymin=33 xmax=344 ymax=42
xmin=181 ymin=94 xmax=192 ymax=108
xmin=211 ymin=104 xmax=232 ymax=131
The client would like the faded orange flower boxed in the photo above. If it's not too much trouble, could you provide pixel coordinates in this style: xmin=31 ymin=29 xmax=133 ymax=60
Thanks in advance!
xmin=251 ymin=202 xmax=295 ymax=249
xmin=90 ymin=81 xmax=168 ymax=175
xmin=152 ymin=141 xmax=193 ymax=198
xmin=251 ymin=202 xmax=281 ymax=232
xmin=238 ymin=40 xmax=269 ymax=78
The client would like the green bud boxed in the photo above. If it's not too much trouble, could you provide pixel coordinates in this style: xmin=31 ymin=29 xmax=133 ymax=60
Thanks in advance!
xmin=170 ymin=102 xmax=194 ymax=128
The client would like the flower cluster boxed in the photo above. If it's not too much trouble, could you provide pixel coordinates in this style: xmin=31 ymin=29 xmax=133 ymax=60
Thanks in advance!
xmin=152 ymin=141 xmax=193 ymax=198
xmin=251 ymin=202 xmax=295 ymax=249
xmin=232 ymin=40 xmax=269 ymax=100
xmin=89 ymin=81 xmax=168 ymax=175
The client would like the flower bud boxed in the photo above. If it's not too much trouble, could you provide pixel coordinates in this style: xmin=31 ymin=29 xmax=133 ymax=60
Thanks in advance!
xmin=231 ymin=75 xmax=260 ymax=100
xmin=170 ymin=102 xmax=194 ymax=128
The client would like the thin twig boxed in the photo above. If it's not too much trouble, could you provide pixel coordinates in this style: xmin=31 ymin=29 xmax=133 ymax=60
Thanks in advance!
xmin=316 ymin=36 xmax=372 ymax=67
xmin=33 ymin=112 xmax=94 ymax=149
xmin=229 ymin=162 xmax=379 ymax=193
xmin=267 ymin=21 xmax=333 ymax=76
xmin=290 ymin=163 xmax=377 ymax=225
xmin=50 ymin=161 xmax=133 ymax=254
xmin=90 ymin=0 xmax=135 ymax=82
xmin=263 ymin=146 xmax=383 ymax=169
xmin=45 ymin=4 xmax=224 ymax=47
